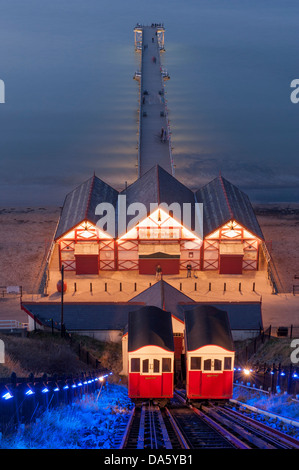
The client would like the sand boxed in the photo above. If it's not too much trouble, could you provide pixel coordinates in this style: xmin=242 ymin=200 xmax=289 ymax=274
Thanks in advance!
xmin=0 ymin=207 xmax=60 ymax=293
xmin=254 ymin=204 xmax=299 ymax=293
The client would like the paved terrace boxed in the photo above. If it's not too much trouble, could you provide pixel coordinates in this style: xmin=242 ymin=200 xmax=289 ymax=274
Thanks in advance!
xmin=17 ymin=252 xmax=299 ymax=329
xmin=136 ymin=25 xmax=174 ymax=177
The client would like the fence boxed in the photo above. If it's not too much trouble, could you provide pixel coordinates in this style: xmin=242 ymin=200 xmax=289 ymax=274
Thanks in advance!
xmin=0 ymin=369 xmax=111 ymax=434
xmin=0 ymin=286 xmax=22 ymax=298
xmin=293 ymin=285 xmax=299 ymax=295
xmin=236 ymin=324 xmax=299 ymax=364
xmin=235 ymin=326 xmax=272 ymax=364
xmin=0 ymin=320 xmax=28 ymax=330
xmin=261 ymin=241 xmax=286 ymax=294
xmin=234 ymin=363 xmax=299 ymax=397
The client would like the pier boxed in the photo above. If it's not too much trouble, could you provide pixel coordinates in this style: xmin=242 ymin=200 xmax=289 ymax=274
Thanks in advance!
xmin=134 ymin=24 xmax=174 ymax=177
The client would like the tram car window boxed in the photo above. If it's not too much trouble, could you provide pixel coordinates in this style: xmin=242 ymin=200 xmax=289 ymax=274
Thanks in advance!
xmin=184 ymin=305 xmax=235 ymax=404
xmin=127 ymin=306 xmax=175 ymax=407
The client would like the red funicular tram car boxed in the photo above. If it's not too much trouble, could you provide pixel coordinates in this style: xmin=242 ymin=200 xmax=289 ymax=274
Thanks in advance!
xmin=128 ymin=306 xmax=174 ymax=407
xmin=184 ymin=305 xmax=235 ymax=404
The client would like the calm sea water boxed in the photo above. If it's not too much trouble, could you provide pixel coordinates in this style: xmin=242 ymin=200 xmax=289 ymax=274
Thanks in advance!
xmin=0 ymin=0 xmax=299 ymax=205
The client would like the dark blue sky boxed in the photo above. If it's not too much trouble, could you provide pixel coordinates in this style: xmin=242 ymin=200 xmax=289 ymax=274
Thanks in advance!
xmin=1 ymin=0 xmax=299 ymax=205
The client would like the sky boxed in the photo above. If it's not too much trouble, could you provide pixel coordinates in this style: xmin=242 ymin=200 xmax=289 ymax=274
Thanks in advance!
xmin=0 ymin=0 xmax=299 ymax=206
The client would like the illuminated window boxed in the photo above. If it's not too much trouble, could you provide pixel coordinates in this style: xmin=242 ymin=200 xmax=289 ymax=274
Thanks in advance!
xmin=203 ymin=359 xmax=212 ymax=371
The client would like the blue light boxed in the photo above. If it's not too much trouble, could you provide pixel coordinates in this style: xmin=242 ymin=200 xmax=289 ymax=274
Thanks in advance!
xmin=77 ymin=382 xmax=82 ymax=387
xmin=293 ymin=373 xmax=298 ymax=379
xmin=280 ymin=372 xmax=285 ymax=376
xmin=63 ymin=385 xmax=69 ymax=390
xmin=42 ymin=387 xmax=49 ymax=393
xmin=72 ymin=384 xmax=77 ymax=388
xmin=2 ymin=391 xmax=13 ymax=400
xmin=25 ymin=389 xmax=34 ymax=396
xmin=54 ymin=387 xmax=59 ymax=392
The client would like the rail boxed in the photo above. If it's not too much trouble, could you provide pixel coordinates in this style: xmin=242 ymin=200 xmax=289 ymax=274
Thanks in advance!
xmin=0 ymin=320 xmax=28 ymax=330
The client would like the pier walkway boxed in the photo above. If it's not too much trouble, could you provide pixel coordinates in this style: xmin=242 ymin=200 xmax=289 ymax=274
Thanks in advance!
xmin=134 ymin=24 xmax=174 ymax=177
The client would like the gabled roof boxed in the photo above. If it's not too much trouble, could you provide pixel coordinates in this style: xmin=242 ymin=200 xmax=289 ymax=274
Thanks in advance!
xmin=121 ymin=165 xmax=197 ymax=234
xmin=128 ymin=306 xmax=174 ymax=352
xmin=184 ymin=305 xmax=234 ymax=352
xmin=129 ymin=280 xmax=193 ymax=322
xmin=55 ymin=175 xmax=119 ymax=240
xmin=195 ymin=175 xmax=264 ymax=239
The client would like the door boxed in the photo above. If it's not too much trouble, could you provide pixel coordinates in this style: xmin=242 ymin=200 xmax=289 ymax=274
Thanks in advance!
xmin=75 ymin=255 xmax=99 ymax=274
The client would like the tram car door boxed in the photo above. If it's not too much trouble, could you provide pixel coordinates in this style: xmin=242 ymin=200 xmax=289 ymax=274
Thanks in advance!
xmin=184 ymin=305 xmax=235 ymax=402
xmin=129 ymin=348 xmax=174 ymax=399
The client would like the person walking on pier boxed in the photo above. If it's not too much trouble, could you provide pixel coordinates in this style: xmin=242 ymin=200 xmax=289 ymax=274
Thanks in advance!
xmin=186 ymin=263 xmax=192 ymax=278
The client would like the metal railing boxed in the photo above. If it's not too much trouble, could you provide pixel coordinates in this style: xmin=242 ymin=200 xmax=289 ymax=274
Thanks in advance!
xmin=0 ymin=369 xmax=111 ymax=434
xmin=0 ymin=320 xmax=28 ymax=330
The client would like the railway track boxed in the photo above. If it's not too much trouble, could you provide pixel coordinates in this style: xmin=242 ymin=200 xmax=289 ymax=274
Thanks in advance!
xmin=118 ymin=398 xmax=245 ymax=449
xmin=118 ymin=392 xmax=299 ymax=450
xmin=175 ymin=391 xmax=299 ymax=449
xmin=203 ymin=404 xmax=299 ymax=449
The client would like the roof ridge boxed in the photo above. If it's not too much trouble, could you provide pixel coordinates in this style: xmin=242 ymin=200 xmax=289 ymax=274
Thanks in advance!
xmin=219 ymin=174 xmax=234 ymax=220
xmin=156 ymin=165 xmax=161 ymax=204
xmin=84 ymin=174 xmax=96 ymax=220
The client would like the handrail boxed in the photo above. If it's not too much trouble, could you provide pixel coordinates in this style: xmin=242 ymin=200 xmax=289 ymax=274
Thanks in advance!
xmin=0 ymin=320 xmax=28 ymax=329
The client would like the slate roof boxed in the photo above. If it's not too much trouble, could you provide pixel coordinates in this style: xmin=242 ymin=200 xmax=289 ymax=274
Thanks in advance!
xmin=184 ymin=305 xmax=234 ymax=351
xmin=129 ymin=280 xmax=193 ymax=322
xmin=181 ymin=302 xmax=263 ymax=331
xmin=121 ymin=165 xmax=198 ymax=235
xmin=195 ymin=175 xmax=264 ymax=239
xmin=128 ymin=306 xmax=174 ymax=352
xmin=21 ymin=302 xmax=144 ymax=331
xmin=55 ymin=175 xmax=119 ymax=240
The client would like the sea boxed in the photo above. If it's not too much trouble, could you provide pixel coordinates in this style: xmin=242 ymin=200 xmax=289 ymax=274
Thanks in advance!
xmin=0 ymin=0 xmax=299 ymax=206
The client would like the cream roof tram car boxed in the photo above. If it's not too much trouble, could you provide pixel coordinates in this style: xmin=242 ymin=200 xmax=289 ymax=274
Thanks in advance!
xmin=184 ymin=305 xmax=235 ymax=405
xmin=127 ymin=306 xmax=174 ymax=408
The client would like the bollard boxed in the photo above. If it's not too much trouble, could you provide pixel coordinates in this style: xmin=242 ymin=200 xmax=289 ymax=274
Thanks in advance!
xmin=209 ymin=282 xmax=211 ymax=291
xmin=134 ymin=282 xmax=137 ymax=291
xmin=180 ymin=283 xmax=182 ymax=291
xmin=74 ymin=282 xmax=77 ymax=292
xmin=224 ymin=282 xmax=226 ymax=292
xmin=253 ymin=282 xmax=255 ymax=292
xmin=120 ymin=282 xmax=122 ymax=292
xmin=194 ymin=282 xmax=197 ymax=291
xmin=105 ymin=282 xmax=107 ymax=292
xmin=239 ymin=282 xmax=241 ymax=292
xmin=90 ymin=283 xmax=92 ymax=293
